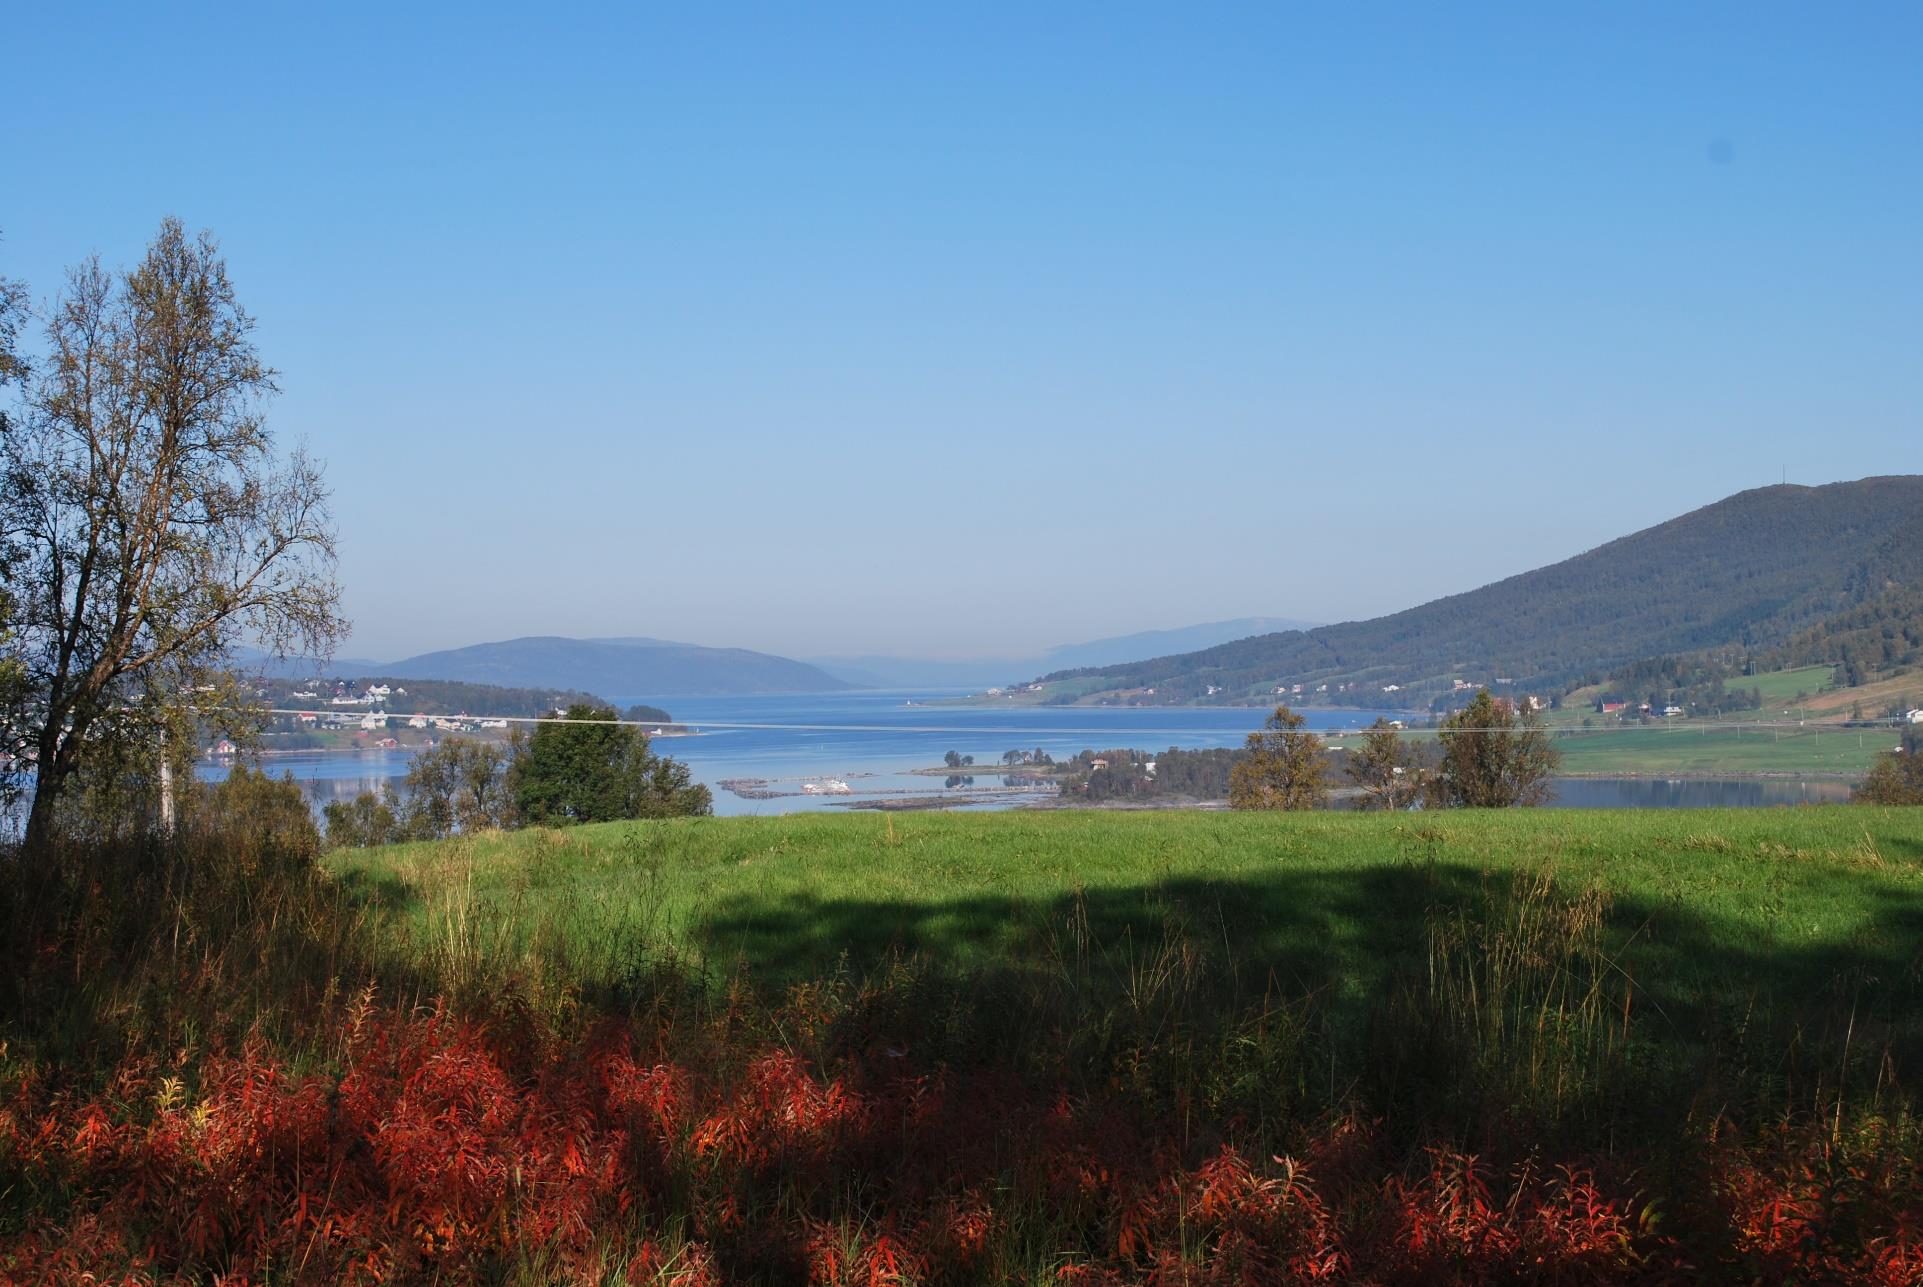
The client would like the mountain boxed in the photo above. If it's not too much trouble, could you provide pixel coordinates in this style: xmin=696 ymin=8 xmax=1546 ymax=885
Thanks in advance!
xmin=1038 ymin=618 xmax=1321 ymax=672
xmin=1035 ymin=476 xmax=1923 ymax=707
xmin=809 ymin=618 xmax=1321 ymax=689
xmin=359 ymin=637 xmax=854 ymax=697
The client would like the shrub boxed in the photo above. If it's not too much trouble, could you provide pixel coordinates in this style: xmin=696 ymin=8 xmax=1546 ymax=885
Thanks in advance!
xmin=1855 ymin=729 xmax=1923 ymax=805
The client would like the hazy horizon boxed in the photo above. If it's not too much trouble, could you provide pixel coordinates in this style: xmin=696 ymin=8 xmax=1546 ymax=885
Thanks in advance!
xmin=292 ymin=615 xmax=1319 ymax=668
xmin=7 ymin=5 xmax=1918 ymax=660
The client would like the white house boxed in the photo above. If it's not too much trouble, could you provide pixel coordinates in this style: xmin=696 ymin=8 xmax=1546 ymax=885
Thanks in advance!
xmin=367 ymin=684 xmax=392 ymax=698
xmin=407 ymin=714 xmax=429 ymax=729
xmin=479 ymin=718 xmax=509 ymax=730
xmin=1381 ymin=684 xmax=1401 ymax=694
xmin=359 ymin=713 xmax=385 ymax=731
xmin=1907 ymin=709 xmax=1923 ymax=725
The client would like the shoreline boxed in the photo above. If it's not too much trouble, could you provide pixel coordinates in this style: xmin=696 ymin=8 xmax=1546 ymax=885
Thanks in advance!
xmin=904 ymin=763 xmax=1063 ymax=777
xmin=226 ymin=727 xmax=698 ymax=759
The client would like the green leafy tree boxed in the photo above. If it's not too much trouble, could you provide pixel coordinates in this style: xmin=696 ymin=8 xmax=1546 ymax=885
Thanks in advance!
xmin=1347 ymin=717 xmax=1420 ymax=810
xmin=1 ymin=221 xmax=344 ymax=849
xmin=1429 ymin=690 xmax=1560 ymax=808
xmin=1228 ymin=705 xmax=1325 ymax=811
xmin=510 ymin=704 xmax=710 ymax=824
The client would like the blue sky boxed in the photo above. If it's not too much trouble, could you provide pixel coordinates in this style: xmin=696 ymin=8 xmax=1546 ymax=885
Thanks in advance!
xmin=5 ymin=4 xmax=1919 ymax=661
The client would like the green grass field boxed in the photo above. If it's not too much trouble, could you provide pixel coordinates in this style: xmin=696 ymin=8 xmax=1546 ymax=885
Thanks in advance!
xmin=333 ymin=808 xmax=1923 ymax=1006
xmin=1743 ymin=663 xmax=1837 ymax=707
xmin=1551 ymin=722 xmax=1889 ymax=775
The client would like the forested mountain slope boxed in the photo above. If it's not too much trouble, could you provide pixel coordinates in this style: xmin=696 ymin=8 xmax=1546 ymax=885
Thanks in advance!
xmin=1038 ymin=477 xmax=1923 ymax=707
xmin=1754 ymin=584 xmax=1923 ymax=685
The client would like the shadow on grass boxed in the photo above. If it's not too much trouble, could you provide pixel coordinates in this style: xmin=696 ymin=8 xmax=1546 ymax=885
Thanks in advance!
xmin=331 ymin=860 xmax=428 ymax=918
xmin=690 ymin=855 xmax=1923 ymax=1119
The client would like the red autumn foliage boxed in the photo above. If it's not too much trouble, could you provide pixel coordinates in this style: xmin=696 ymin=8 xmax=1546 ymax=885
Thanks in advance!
xmin=3 ymin=994 xmax=1918 ymax=1284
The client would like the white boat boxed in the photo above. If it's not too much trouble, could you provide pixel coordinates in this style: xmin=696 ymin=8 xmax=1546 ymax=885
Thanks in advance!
xmin=800 ymin=778 xmax=852 ymax=795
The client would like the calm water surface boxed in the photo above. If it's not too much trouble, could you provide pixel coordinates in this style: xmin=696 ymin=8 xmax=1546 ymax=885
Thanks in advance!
xmin=199 ymin=690 xmax=1862 ymax=816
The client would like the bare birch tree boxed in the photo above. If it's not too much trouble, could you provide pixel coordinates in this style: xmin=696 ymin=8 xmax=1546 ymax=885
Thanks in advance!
xmin=1 ymin=219 xmax=345 ymax=847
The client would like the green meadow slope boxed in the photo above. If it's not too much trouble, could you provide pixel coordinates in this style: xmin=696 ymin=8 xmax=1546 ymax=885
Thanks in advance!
xmin=335 ymin=808 xmax=1923 ymax=997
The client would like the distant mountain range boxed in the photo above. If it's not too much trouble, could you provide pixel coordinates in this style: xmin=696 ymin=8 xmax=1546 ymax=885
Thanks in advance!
xmin=1034 ymin=476 xmax=1923 ymax=708
xmin=808 ymin=618 xmax=1321 ymax=689
xmin=241 ymin=636 xmax=854 ymax=698
xmin=238 ymin=618 xmax=1327 ymax=699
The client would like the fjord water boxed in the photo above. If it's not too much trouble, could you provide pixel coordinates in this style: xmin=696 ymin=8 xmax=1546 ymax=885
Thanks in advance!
xmin=198 ymin=689 xmax=1859 ymax=815
xmin=201 ymin=690 xmax=1375 ymax=815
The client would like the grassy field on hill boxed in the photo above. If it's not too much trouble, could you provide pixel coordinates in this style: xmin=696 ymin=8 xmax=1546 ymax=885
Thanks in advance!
xmin=1743 ymin=663 xmax=1837 ymax=706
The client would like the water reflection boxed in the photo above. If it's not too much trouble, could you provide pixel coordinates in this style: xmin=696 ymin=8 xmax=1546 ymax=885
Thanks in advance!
xmin=194 ymin=749 xmax=414 ymax=816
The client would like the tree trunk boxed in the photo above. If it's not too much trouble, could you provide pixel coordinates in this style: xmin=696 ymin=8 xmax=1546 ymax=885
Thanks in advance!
xmin=23 ymin=772 xmax=61 ymax=852
xmin=22 ymin=723 xmax=74 ymax=852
